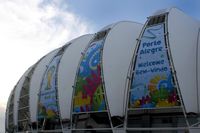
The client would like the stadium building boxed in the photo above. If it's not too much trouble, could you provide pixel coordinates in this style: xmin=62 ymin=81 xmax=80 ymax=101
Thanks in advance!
xmin=5 ymin=8 xmax=200 ymax=133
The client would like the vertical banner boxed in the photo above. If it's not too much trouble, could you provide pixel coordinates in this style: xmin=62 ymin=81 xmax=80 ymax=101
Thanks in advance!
xmin=38 ymin=55 xmax=61 ymax=120
xmin=73 ymin=39 xmax=106 ymax=112
xmin=129 ymin=24 xmax=180 ymax=108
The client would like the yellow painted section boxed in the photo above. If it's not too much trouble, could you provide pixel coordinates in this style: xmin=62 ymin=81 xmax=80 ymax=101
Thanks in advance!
xmin=156 ymin=100 xmax=176 ymax=107
xmin=74 ymin=92 xmax=90 ymax=107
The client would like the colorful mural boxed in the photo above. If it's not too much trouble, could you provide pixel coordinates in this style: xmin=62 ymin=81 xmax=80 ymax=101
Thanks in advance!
xmin=129 ymin=24 xmax=180 ymax=108
xmin=38 ymin=55 xmax=61 ymax=120
xmin=73 ymin=39 xmax=106 ymax=112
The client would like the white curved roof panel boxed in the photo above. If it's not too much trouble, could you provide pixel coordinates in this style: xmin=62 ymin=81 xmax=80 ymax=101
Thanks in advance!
xmin=103 ymin=21 xmax=142 ymax=117
xmin=168 ymin=8 xmax=200 ymax=113
xmin=13 ymin=67 xmax=32 ymax=125
xmin=29 ymin=49 xmax=60 ymax=122
xmin=57 ymin=34 xmax=94 ymax=120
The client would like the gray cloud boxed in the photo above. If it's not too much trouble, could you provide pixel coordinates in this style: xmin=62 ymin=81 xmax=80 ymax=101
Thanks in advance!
xmin=0 ymin=0 xmax=94 ymax=132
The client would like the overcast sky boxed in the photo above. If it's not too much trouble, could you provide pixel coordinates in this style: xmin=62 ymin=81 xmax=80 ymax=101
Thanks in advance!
xmin=0 ymin=0 xmax=200 ymax=131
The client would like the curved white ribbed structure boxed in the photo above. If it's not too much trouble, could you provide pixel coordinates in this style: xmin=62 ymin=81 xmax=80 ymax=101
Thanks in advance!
xmin=5 ymin=8 xmax=200 ymax=133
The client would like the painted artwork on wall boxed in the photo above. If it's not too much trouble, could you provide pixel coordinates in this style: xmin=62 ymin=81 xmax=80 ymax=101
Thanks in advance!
xmin=38 ymin=55 xmax=61 ymax=120
xmin=73 ymin=39 xmax=106 ymax=112
xmin=129 ymin=24 xmax=180 ymax=109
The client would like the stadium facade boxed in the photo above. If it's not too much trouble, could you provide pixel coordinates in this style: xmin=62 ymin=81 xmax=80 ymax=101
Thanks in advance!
xmin=5 ymin=8 xmax=200 ymax=133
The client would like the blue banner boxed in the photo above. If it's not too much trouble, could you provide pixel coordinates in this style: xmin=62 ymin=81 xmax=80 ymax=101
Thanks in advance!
xmin=38 ymin=55 xmax=61 ymax=119
xmin=73 ymin=39 xmax=106 ymax=112
xmin=129 ymin=24 xmax=180 ymax=108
